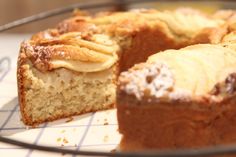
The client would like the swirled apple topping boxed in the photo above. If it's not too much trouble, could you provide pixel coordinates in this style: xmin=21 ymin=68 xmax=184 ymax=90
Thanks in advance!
xmin=21 ymin=32 xmax=119 ymax=72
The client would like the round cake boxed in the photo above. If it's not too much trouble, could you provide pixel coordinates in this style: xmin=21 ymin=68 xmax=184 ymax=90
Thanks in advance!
xmin=117 ymin=10 xmax=236 ymax=151
xmin=17 ymin=8 xmax=236 ymax=153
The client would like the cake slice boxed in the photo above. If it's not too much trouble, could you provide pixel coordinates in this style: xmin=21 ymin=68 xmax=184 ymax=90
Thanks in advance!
xmin=18 ymin=32 xmax=119 ymax=125
xmin=117 ymin=39 xmax=236 ymax=151
xmin=17 ymin=9 xmax=228 ymax=126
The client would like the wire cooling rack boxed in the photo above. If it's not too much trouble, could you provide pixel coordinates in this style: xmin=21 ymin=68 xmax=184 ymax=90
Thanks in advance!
xmin=1 ymin=0 xmax=236 ymax=156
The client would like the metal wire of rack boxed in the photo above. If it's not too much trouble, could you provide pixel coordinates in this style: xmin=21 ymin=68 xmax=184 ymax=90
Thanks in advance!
xmin=1 ymin=0 xmax=236 ymax=156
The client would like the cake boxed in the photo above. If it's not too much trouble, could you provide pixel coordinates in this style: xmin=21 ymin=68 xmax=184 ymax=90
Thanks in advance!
xmin=18 ymin=8 xmax=231 ymax=126
xmin=117 ymin=31 xmax=236 ymax=151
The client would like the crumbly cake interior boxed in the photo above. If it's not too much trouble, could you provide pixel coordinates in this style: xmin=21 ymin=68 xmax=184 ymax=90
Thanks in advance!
xmin=22 ymin=64 xmax=115 ymax=123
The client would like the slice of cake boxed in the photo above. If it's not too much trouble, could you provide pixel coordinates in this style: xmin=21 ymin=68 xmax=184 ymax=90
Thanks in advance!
xmin=17 ymin=8 xmax=228 ymax=126
xmin=117 ymin=34 xmax=236 ymax=150
xmin=18 ymin=32 xmax=119 ymax=125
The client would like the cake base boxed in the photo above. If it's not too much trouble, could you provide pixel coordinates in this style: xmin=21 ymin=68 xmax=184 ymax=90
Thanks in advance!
xmin=117 ymin=92 xmax=236 ymax=151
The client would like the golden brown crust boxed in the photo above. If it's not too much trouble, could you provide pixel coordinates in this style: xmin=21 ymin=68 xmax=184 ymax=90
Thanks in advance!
xmin=191 ymin=25 xmax=228 ymax=44
xmin=57 ymin=16 xmax=98 ymax=34
xmin=119 ymin=21 xmax=178 ymax=72
xmin=117 ymin=94 xmax=236 ymax=150
xmin=31 ymin=29 xmax=60 ymax=41
xmin=17 ymin=47 xmax=28 ymax=124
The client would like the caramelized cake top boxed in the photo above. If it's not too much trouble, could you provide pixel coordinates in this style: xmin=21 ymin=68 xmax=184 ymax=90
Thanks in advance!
xmin=20 ymin=8 xmax=228 ymax=73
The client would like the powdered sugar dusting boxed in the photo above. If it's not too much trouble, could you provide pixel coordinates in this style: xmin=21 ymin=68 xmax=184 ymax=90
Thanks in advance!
xmin=119 ymin=62 xmax=174 ymax=100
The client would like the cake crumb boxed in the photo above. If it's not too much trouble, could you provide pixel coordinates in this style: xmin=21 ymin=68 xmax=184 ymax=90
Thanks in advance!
xmin=63 ymin=137 xmax=69 ymax=144
xmin=103 ymin=135 xmax=109 ymax=142
xmin=61 ymin=130 xmax=66 ymax=133
xmin=57 ymin=137 xmax=62 ymax=142
xmin=111 ymin=148 xmax=116 ymax=153
xmin=65 ymin=117 xmax=73 ymax=123
xmin=104 ymin=122 xmax=109 ymax=125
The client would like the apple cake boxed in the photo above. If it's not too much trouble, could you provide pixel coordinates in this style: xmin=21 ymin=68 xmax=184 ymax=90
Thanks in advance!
xmin=18 ymin=8 xmax=231 ymax=126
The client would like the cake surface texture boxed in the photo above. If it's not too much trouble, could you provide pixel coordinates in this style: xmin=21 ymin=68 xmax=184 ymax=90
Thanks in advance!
xmin=17 ymin=8 xmax=234 ymax=128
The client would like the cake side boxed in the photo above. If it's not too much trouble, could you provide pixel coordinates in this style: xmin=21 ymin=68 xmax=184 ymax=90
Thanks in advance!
xmin=117 ymin=91 xmax=236 ymax=151
xmin=117 ymin=43 xmax=236 ymax=151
